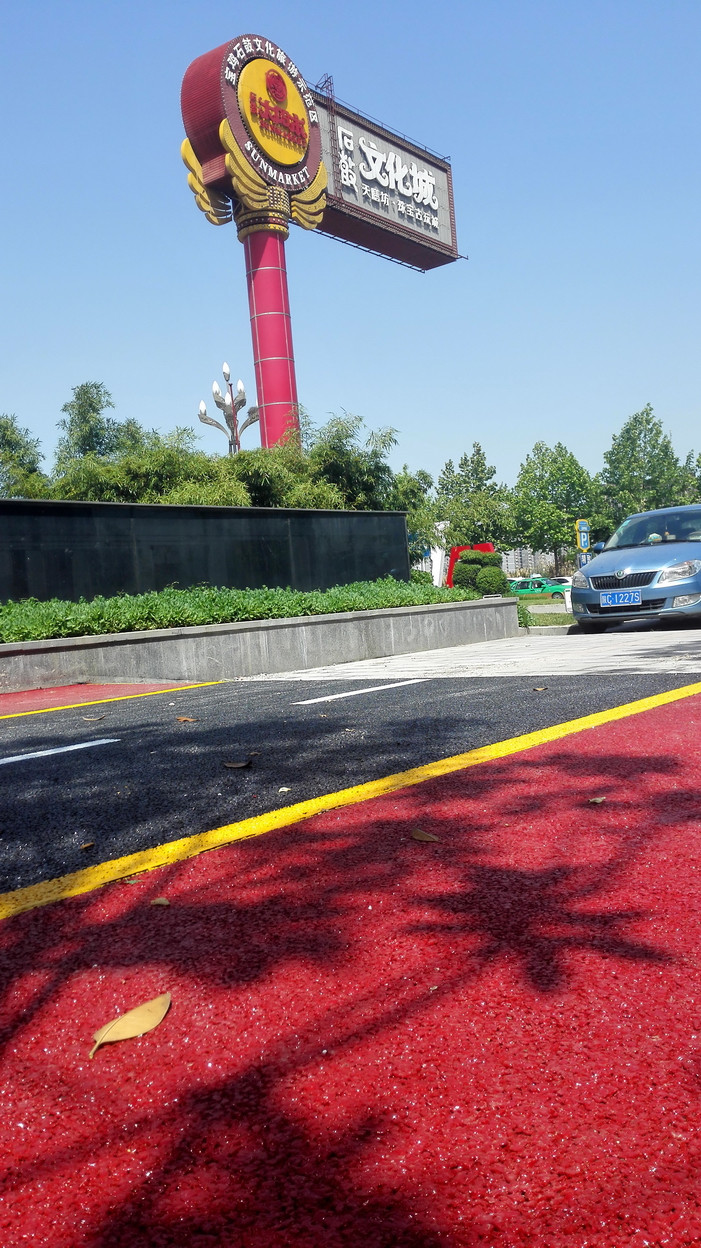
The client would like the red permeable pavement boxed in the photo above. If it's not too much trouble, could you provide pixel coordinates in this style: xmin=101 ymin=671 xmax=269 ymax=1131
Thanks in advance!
xmin=2 ymin=696 xmax=701 ymax=1247
xmin=0 ymin=682 xmax=202 ymax=717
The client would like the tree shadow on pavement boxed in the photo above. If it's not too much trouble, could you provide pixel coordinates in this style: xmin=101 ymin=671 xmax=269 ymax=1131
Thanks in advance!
xmin=407 ymin=860 xmax=668 ymax=993
xmin=0 ymin=736 xmax=694 ymax=1246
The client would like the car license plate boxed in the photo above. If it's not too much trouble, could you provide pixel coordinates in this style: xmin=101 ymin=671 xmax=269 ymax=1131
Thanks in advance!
xmin=599 ymin=590 xmax=642 ymax=607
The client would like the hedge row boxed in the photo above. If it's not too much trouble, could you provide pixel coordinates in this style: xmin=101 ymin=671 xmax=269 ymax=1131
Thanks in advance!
xmin=0 ymin=578 xmax=483 ymax=643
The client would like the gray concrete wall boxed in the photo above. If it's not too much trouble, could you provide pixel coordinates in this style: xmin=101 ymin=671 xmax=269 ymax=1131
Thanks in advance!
xmin=0 ymin=598 xmax=518 ymax=692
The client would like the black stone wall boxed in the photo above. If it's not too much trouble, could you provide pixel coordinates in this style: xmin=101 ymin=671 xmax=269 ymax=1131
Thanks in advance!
xmin=0 ymin=500 xmax=410 ymax=602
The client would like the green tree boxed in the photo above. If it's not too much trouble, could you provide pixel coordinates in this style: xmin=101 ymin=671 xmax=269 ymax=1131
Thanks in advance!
xmin=50 ymin=429 xmax=215 ymax=503
xmin=54 ymin=382 xmax=149 ymax=468
xmin=434 ymin=442 xmax=515 ymax=549
xmin=0 ymin=413 xmax=47 ymax=497
xmin=48 ymin=420 xmax=348 ymax=510
xmin=514 ymin=441 xmax=594 ymax=572
xmin=306 ymin=413 xmax=398 ymax=510
xmin=388 ymin=465 xmax=435 ymax=562
xmin=676 ymin=451 xmax=700 ymax=506
xmin=47 ymin=388 xmax=399 ymax=515
xmin=598 ymin=405 xmax=693 ymax=525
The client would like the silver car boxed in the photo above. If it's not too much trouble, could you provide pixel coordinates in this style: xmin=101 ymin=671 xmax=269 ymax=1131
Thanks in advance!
xmin=571 ymin=505 xmax=701 ymax=632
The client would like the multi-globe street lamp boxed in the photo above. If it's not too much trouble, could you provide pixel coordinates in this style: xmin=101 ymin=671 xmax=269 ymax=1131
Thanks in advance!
xmin=197 ymin=363 xmax=259 ymax=454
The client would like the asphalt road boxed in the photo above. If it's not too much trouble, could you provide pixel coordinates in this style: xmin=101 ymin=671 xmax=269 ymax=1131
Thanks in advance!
xmin=2 ymin=658 xmax=701 ymax=894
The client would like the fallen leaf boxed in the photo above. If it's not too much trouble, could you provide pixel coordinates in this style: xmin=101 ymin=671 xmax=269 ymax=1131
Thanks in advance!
xmin=89 ymin=992 xmax=171 ymax=1059
xmin=248 ymin=750 xmax=262 ymax=756
xmin=224 ymin=759 xmax=252 ymax=769
xmin=176 ymin=716 xmax=198 ymax=723
xmin=533 ymin=687 xmax=547 ymax=692
xmin=80 ymin=842 xmax=95 ymax=850
xmin=412 ymin=829 xmax=440 ymax=842
xmin=278 ymin=786 xmax=291 ymax=792
xmin=150 ymin=898 xmax=170 ymax=907
xmin=588 ymin=796 xmax=607 ymax=804
xmin=82 ymin=715 xmax=106 ymax=722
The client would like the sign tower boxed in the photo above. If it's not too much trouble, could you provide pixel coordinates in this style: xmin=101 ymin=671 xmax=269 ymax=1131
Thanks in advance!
xmin=181 ymin=34 xmax=459 ymax=447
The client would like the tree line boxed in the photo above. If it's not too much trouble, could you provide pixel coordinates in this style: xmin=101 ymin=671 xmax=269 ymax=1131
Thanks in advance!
xmin=1 ymin=383 xmax=700 ymax=568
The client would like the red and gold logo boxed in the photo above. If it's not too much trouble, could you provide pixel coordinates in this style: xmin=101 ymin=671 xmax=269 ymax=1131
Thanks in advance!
xmin=181 ymin=34 xmax=327 ymax=238
xmin=238 ymin=59 xmax=310 ymax=166
xmin=265 ymin=69 xmax=287 ymax=103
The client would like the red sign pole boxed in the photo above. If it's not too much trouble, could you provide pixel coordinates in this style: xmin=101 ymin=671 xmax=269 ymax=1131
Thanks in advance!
xmin=243 ymin=230 xmax=298 ymax=448
xmin=181 ymin=35 xmax=327 ymax=448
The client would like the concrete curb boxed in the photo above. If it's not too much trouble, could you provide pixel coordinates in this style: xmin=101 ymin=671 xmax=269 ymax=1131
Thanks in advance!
xmin=0 ymin=598 xmax=519 ymax=693
xmin=523 ymin=625 xmax=581 ymax=636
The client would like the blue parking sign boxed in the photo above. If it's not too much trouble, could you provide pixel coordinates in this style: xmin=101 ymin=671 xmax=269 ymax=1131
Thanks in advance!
xmin=576 ymin=519 xmax=591 ymax=551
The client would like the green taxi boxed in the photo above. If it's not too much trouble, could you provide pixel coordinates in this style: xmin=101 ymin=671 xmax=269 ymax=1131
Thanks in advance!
xmin=508 ymin=576 xmax=566 ymax=600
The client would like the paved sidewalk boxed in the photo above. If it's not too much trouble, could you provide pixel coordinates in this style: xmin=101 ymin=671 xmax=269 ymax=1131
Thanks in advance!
xmin=245 ymin=626 xmax=701 ymax=680
xmin=2 ymin=690 xmax=701 ymax=1246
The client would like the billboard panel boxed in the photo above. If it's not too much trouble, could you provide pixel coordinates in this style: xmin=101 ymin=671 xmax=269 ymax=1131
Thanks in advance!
xmin=313 ymin=92 xmax=459 ymax=271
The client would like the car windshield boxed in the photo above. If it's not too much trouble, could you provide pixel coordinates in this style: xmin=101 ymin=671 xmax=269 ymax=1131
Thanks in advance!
xmin=606 ymin=509 xmax=701 ymax=550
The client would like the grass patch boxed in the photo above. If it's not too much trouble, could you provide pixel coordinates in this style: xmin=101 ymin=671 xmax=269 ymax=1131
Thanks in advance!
xmin=512 ymin=592 xmax=566 ymax=602
xmin=528 ymin=612 xmax=574 ymax=627
xmin=0 ymin=578 xmax=482 ymax=643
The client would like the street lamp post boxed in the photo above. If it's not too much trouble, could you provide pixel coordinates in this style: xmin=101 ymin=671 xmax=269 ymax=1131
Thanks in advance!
xmin=197 ymin=364 xmax=259 ymax=454
xmin=221 ymin=363 xmax=242 ymax=452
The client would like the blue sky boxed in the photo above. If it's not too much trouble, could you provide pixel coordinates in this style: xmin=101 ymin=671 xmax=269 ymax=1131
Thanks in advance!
xmin=2 ymin=1 xmax=700 ymax=485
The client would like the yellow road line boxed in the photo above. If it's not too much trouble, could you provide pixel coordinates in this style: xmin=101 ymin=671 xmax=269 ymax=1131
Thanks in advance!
xmin=0 ymin=681 xmax=225 ymax=721
xmin=2 ymin=679 xmax=700 ymax=922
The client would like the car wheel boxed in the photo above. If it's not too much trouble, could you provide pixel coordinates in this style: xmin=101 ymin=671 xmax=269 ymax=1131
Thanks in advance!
xmin=577 ymin=621 xmax=607 ymax=633
xmin=551 ymin=591 xmax=564 ymax=600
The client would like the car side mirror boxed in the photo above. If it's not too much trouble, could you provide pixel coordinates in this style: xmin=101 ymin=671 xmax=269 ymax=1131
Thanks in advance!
xmin=592 ymin=541 xmax=605 ymax=554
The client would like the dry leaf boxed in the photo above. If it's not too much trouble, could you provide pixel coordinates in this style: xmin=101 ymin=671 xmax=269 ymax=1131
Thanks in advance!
xmin=278 ymin=786 xmax=291 ymax=792
xmin=248 ymin=750 xmax=262 ymax=756
xmin=588 ymin=796 xmax=607 ymax=804
xmin=150 ymin=897 xmax=170 ymax=907
xmin=533 ymin=687 xmax=547 ymax=692
xmin=89 ymin=991 xmax=171 ymax=1059
xmin=82 ymin=715 xmax=106 ymax=722
xmin=224 ymin=760 xmax=251 ymax=769
xmin=80 ymin=841 xmax=95 ymax=850
xmin=176 ymin=716 xmax=198 ymax=723
xmin=412 ymin=829 xmax=440 ymax=842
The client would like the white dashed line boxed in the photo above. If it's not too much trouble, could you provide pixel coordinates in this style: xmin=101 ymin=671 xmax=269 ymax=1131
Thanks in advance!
xmin=292 ymin=680 xmax=427 ymax=705
xmin=0 ymin=739 xmax=121 ymax=766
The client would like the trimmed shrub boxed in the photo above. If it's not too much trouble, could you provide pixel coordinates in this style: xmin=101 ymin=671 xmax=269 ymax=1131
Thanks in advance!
xmin=410 ymin=569 xmax=433 ymax=585
xmin=458 ymin=550 xmax=503 ymax=569
xmin=452 ymin=561 xmax=480 ymax=588
xmin=475 ymin=565 xmax=510 ymax=596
